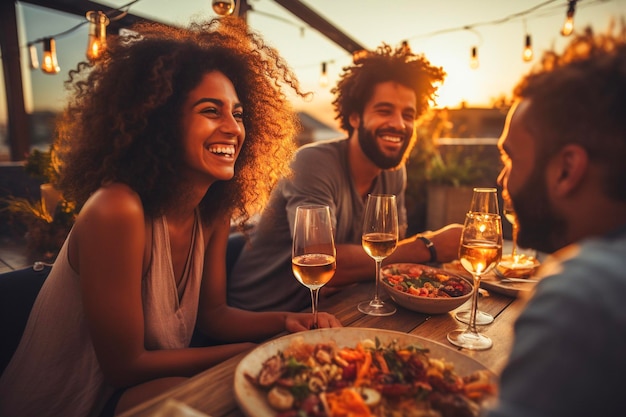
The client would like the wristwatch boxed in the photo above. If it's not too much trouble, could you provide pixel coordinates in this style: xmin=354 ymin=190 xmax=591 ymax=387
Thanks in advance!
xmin=417 ymin=236 xmax=437 ymax=263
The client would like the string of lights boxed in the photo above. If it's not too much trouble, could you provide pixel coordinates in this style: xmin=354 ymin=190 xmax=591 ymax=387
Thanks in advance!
xmin=26 ymin=0 xmax=142 ymax=74
xmin=294 ymin=0 xmax=610 ymax=84
xmin=25 ymin=0 xmax=603 ymax=78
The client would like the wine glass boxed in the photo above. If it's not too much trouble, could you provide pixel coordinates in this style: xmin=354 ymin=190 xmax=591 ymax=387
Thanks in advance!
xmin=358 ymin=194 xmax=398 ymax=316
xmin=498 ymin=198 xmax=538 ymax=277
xmin=292 ymin=205 xmax=337 ymax=329
xmin=503 ymin=198 xmax=519 ymax=258
xmin=455 ymin=188 xmax=501 ymax=326
xmin=447 ymin=188 xmax=502 ymax=350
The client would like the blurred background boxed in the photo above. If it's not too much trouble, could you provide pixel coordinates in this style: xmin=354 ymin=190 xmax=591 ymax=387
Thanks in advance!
xmin=1 ymin=0 xmax=624 ymax=261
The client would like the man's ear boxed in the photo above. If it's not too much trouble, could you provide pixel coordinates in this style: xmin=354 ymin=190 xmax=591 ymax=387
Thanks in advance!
xmin=349 ymin=113 xmax=360 ymax=130
xmin=550 ymin=144 xmax=589 ymax=197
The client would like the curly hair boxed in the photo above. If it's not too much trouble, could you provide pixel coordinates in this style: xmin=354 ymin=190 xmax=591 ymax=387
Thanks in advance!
xmin=331 ymin=43 xmax=445 ymax=136
xmin=514 ymin=22 xmax=626 ymax=202
xmin=55 ymin=17 xmax=306 ymax=227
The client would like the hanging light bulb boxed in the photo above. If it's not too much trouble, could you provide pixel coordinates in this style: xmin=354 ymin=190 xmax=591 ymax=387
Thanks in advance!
xmin=319 ymin=62 xmax=329 ymax=87
xmin=28 ymin=44 xmax=39 ymax=69
xmin=523 ymin=34 xmax=533 ymax=62
xmin=212 ymin=0 xmax=235 ymax=16
xmin=470 ymin=46 xmax=479 ymax=69
xmin=400 ymin=40 xmax=411 ymax=54
xmin=41 ymin=37 xmax=60 ymax=74
xmin=86 ymin=11 xmax=110 ymax=61
xmin=352 ymin=49 xmax=368 ymax=63
xmin=561 ymin=0 xmax=577 ymax=36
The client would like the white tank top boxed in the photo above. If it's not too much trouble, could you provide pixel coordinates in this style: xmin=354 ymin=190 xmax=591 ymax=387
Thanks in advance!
xmin=0 ymin=212 xmax=204 ymax=417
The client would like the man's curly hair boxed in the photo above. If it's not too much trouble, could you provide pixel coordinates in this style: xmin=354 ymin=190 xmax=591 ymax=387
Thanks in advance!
xmin=514 ymin=22 xmax=626 ymax=201
xmin=55 ymin=17 xmax=306 ymax=227
xmin=331 ymin=43 xmax=445 ymax=136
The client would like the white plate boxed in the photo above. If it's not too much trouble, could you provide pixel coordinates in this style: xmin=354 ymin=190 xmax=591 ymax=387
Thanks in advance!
xmin=233 ymin=327 xmax=497 ymax=417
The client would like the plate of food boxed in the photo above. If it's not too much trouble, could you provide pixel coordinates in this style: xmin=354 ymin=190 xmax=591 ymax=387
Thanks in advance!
xmin=443 ymin=260 xmax=539 ymax=298
xmin=381 ymin=263 xmax=473 ymax=314
xmin=234 ymin=328 xmax=497 ymax=417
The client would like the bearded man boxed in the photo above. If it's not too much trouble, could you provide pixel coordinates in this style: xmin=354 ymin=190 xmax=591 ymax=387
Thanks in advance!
xmin=487 ymin=25 xmax=626 ymax=417
xmin=223 ymin=43 xmax=463 ymax=313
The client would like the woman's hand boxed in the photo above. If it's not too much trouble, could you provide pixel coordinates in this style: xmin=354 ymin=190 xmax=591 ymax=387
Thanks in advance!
xmin=285 ymin=312 xmax=342 ymax=332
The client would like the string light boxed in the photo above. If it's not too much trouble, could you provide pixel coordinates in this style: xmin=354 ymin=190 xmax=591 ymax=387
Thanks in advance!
xmin=352 ymin=49 xmax=369 ymax=63
xmin=561 ymin=0 xmax=577 ymax=36
xmin=86 ymin=11 xmax=110 ymax=61
xmin=212 ymin=0 xmax=236 ymax=16
xmin=25 ymin=0 xmax=140 ymax=75
xmin=24 ymin=0 xmax=605 ymax=79
xmin=400 ymin=40 xmax=411 ymax=53
xmin=41 ymin=38 xmax=60 ymax=75
xmin=523 ymin=34 xmax=533 ymax=61
xmin=319 ymin=62 xmax=329 ymax=87
xmin=470 ymin=46 xmax=479 ymax=69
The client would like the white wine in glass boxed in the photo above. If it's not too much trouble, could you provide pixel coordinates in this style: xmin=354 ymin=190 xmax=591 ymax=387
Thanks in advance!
xmin=456 ymin=191 xmax=504 ymax=326
xmin=292 ymin=205 xmax=336 ymax=329
xmin=358 ymin=194 xmax=398 ymax=316
xmin=447 ymin=188 xmax=502 ymax=351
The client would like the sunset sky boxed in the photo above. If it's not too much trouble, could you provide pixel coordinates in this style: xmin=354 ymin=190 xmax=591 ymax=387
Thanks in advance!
xmin=14 ymin=0 xmax=626 ymax=129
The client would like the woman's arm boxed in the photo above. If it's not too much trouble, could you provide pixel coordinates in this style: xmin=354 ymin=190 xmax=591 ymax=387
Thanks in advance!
xmin=73 ymin=185 xmax=255 ymax=388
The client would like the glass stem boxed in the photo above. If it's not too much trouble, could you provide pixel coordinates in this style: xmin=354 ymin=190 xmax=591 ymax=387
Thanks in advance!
xmin=372 ymin=259 xmax=383 ymax=303
xmin=310 ymin=288 xmax=320 ymax=329
xmin=468 ymin=273 xmax=482 ymax=334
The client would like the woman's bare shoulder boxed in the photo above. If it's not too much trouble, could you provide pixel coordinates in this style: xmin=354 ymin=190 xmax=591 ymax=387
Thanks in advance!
xmin=78 ymin=183 xmax=144 ymax=226
xmin=69 ymin=184 xmax=149 ymax=271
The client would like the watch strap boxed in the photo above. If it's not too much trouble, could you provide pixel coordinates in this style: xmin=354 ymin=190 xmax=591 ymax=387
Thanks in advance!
xmin=417 ymin=236 xmax=437 ymax=263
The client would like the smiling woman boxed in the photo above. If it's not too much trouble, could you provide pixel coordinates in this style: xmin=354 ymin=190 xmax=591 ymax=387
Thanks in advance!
xmin=180 ymin=71 xmax=245 ymax=184
xmin=0 ymin=15 xmax=344 ymax=417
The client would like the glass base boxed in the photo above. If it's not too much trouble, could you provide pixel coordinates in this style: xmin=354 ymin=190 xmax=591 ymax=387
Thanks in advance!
xmin=447 ymin=329 xmax=492 ymax=350
xmin=358 ymin=299 xmax=396 ymax=316
xmin=455 ymin=309 xmax=494 ymax=325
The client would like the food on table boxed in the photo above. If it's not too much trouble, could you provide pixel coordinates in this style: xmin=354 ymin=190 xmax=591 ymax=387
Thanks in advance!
xmin=495 ymin=254 xmax=540 ymax=279
xmin=382 ymin=264 xmax=472 ymax=298
xmin=245 ymin=336 xmax=496 ymax=417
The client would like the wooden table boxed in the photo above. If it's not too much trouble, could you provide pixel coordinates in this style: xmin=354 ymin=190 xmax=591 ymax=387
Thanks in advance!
xmin=120 ymin=280 xmax=526 ymax=417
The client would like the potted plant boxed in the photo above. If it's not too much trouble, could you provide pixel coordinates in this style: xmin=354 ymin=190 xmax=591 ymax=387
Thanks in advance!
xmin=405 ymin=109 xmax=500 ymax=233
xmin=2 ymin=144 xmax=76 ymax=262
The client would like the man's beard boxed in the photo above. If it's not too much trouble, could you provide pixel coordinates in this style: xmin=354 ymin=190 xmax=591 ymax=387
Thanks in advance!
xmin=357 ymin=121 xmax=413 ymax=170
xmin=513 ymin=164 xmax=567 ymax=254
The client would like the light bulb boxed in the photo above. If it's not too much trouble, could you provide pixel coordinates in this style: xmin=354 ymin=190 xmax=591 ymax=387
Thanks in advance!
xmin=561 ymin=16 xmax=574 ymax=36
xmin=523 ymin=35 xmax=533 ymax=62
xmin=41 ymin=38 xmax=60 ymax=74
xmin=86 ymin=11 xmax=109 ymax=61
xmin=319 ymin=62 xmax=329 ymax=87
xmin=470 ymin=46 xmax=479 ymax=69
xmin=561 ymin=1 xmax=576 ymax=36
xmin=212 ymin=0 xmax=235 ymax=16
xmin=352 ymin=49 xmax=368 ymax=63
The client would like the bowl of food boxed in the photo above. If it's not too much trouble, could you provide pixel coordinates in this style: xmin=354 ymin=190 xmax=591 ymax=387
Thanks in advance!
xmin=381 ymin=263 xmax=473 ymax=314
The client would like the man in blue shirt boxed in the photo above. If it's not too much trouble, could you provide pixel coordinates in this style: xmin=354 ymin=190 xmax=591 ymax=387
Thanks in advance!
xmin=489 ymin=26 xmax=626 ymax=417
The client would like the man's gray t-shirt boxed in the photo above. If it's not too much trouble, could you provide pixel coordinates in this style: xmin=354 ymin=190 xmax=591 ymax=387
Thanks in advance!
xmin=228 ymin=138 xmax=407 ymax=312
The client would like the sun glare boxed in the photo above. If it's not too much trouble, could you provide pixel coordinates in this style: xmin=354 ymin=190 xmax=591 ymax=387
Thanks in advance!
xmin=430 ymin=57 xmax=485 ymax=109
